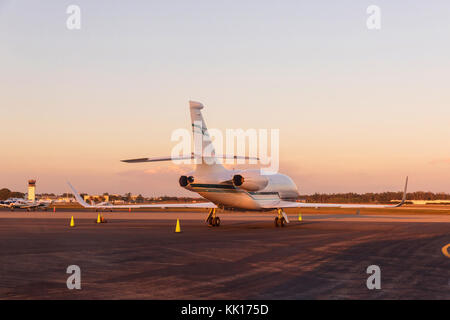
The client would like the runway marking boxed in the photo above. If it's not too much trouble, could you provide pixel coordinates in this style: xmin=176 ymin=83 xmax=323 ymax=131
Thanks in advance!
xmin=442 ymin=244 xmax=450 ymax=258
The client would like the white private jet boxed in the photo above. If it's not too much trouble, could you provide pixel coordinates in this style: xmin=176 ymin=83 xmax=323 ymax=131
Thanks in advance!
xmin=69 ymin=101 xmax=408 ymax=227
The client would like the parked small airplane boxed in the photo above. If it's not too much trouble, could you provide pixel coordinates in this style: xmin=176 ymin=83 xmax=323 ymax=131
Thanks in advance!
xmin=0 ymin=198 xmax=53 ymax=211
xmin=69 ymin=101 xmax=408 ymax=227
xmin=0 ymin=198 xmax=23 ymax=208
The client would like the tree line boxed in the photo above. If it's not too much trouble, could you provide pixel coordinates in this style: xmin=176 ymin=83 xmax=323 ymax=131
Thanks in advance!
xmin=0 ymin=188 xmax=25 ymax=200
xmin=300 ymin=191 xmax=450 ymax=204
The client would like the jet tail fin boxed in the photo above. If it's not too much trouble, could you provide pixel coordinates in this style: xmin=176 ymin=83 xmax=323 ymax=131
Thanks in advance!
xmin=190 ymin=100 xmax=231 ymax=173
xmin=190 ymin=101 xmax=218 ymax=161
xmin=393 ymin=176 xmax=408 ymax=207
xmin=67 ymin=182 xmax=92 ymax=208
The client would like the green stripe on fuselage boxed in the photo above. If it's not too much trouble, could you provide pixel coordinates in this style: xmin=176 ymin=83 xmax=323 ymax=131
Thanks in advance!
xmin=190 ymin=183 xmax=235 ymax=189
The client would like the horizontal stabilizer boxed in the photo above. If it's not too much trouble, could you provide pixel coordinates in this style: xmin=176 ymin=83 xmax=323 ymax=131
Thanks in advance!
xmin=121 ymin=154 xmax=259 ymax=163
xmin=121 ymin=155 xmax=193 ymax=163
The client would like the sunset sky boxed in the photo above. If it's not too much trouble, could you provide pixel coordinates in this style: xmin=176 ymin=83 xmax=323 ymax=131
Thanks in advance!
xmin=1 ymin=1 xmax=450 ymax=196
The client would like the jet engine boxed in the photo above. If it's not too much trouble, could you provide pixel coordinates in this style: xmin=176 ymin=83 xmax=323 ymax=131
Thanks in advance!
xmin=232 ymin=171 xmax=269 ymax=191
xmin=179 ymin=175 xmax=194 ymax=187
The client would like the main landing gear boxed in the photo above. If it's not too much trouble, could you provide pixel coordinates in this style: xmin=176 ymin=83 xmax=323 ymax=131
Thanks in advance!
xmin=274 ymin=208 xmax=289 ymax=227
xmin=206 ymin=208 xmax=221 ymax=227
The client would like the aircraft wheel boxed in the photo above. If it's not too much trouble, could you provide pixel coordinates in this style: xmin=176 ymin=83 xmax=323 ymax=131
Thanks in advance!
xmin=207 ymin=216 xmax=213 ymax=226
xmin=274 ymin=217 xmax=279 ymax=227
xmin=280 ymin=217 xmax=285 ymax=227
xmin=214 ymin=217 xmax=221 ymax=227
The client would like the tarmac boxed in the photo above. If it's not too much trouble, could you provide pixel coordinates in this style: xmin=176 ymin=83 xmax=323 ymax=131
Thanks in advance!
xmin=0 ymin=209 xmax=449 ymax=299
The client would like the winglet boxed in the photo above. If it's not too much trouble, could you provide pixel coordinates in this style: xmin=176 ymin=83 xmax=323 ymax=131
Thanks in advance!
xmin=67 ymin=182 xmax=92 ymax=208
xmin=394 ymin=176 xmax=408 ymax=207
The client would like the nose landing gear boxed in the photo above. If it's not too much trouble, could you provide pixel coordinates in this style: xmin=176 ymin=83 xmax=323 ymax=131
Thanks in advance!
xmin=274 ymin=208 xmax=289 ymax=227
xmin=206 ymin=208 xmax=221 ymax=227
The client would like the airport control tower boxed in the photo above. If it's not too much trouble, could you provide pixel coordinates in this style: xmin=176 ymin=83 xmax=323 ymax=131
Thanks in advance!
xmin=28 ymin=180 xmax=36 ymax=202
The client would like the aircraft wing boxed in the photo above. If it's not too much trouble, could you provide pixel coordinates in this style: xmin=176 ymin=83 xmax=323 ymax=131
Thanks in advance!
xmin=84 ymin=202 xmax=217 ymax=209
xmin=262 ymin=177 xmax=409 ymax=209
xmin=262 ymin=201 xmax=405 ymax=209
xmin=67 ymin=182 xmax=217 ymax=209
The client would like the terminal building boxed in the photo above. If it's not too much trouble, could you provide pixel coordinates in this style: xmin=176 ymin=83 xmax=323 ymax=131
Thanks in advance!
xmin=84 ymin=195 xmax=110 ymax=203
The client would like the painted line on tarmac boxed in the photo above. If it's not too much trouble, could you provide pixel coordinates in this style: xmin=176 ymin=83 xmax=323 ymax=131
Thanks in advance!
xmin=442 ymin=244 xmax=450 ymax=258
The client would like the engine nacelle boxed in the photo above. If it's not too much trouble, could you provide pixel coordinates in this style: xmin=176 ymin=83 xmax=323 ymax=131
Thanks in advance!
xmin=179 ymin=175 xmax=194 ymax=187
xmin=232 ymin=171 xmax=269 ymax=191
